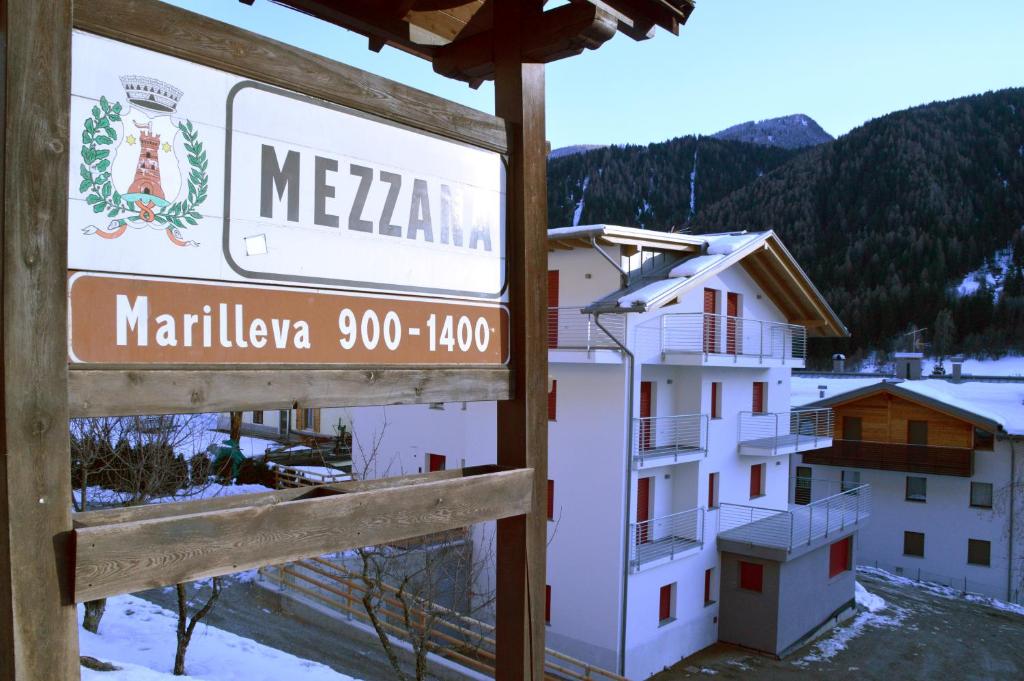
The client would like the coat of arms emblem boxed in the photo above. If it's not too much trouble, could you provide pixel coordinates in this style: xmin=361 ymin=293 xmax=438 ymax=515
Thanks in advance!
xmin=79 ymin=75 xmax=208 ymax=247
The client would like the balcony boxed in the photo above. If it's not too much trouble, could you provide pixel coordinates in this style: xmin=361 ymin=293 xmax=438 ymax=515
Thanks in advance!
xmin=632 ymin=413 xmax=709 ymax=469
xmin=717 ymin=482 xmax=871 ymax=558
xmin=658 ymin=313 xmax=806 ymax=367
xmin=801 ymin=439 xmax=973 ymax=477
xmin=547 ymin=306 xmax=625 ymax=361
xmin=629 ymin=507 xmax=704 ymax=572
xmin=738 ymin=409 xmax=833 ymax=457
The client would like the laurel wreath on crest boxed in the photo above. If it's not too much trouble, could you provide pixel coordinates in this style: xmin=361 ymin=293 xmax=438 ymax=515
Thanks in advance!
xmin=78 ymin=95 xmax=208 ymax=230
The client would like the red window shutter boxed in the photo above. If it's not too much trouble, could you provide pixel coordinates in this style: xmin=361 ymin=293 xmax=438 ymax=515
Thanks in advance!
xmin=829 ymin=537 xmax=851 ymax=578
xmin=739 ymin=561 xmax=763 ymax=592
xmin=428 ymin=453 xmax=446 ymax=472
xmin=548 ymin=380 xmax=557 ymax=421
xmin=545 ymin=585 xmax=551 ymax=624
xmin=659 ymin=584 xmax=672 ymax=622
xmin=752 ymin=382 xmax=765 ymax=413
xmin=708 ymin=472 xmax=717 ymax=508
xmin=547 ymin=479 xmax=554 ymax=520
xmin=749 ymin=465 xmax=761 ymax=498
xmin=704 ymin=569 xmax=712 ymax=604
xmin=711 ymin=382 xmax=720 ymax=418
xmin=703 ymin=288 xmax=718 ymax=352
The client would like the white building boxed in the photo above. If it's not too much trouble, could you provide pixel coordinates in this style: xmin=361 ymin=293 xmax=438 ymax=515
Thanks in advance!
xmin=231 ymin=225 xmax=864 ymax=678
xmin=791 ymin=366 xmax=1024 ymax=603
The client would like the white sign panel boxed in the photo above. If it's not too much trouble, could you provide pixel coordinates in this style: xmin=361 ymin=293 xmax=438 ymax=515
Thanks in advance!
xmin=68 ymin=31 xmax=506 ymax=301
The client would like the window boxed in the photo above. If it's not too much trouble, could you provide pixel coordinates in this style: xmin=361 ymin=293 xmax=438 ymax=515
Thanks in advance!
xmin=907 ymin=420 xmax=929 ymax=446
xmin=967 ymin=539 xmax=991 ymax=566
xmin=749 ymin=463 xmax=766 ymax=499
xmin=842 ymin=416 xmax=862 ymax=441
xmin=296 ymin=407 xmax=318 ymax=432
xmin=841 ymin=470 xmax=861 ymax=493
xmin=278 ymin=409 xmax=289 ymax=434
xmin=710 ymin=382 xmax=722 ymax=419
xmin=545 ymin=585 xmax=551 ymax=624
xmin=752 ymin=382 xmax=767 ymax=414
xmin=547 ymin=479 xmax=555 ymax=520
xmin=548 ymin=380 xmax=557 ymax=421
xmin=974 ymin=428 xmax=995 ymax=451
xmin=903 ymin=531 xmax=925 ymax=557
xmin=794 ymin=466 xmax=812 ymax=505
xmin=704 ymin=568 xmax=715 ymax=606
xmin=708 ymin=472 xmax=719 ymax=509
xmin=905 ymin=476 xmax=927 ymax=502
xmin=970 ymin=482 xmax=993 ymax=509
xmin=739 ymin=561 xmax=763 ymax=592
xmin=658 ymin=583 xmax=675 ymax=624
xmin=252 ymin=410 xmax=264 ymax=425
xmin=428 ymin=453 xmax=446 ymax=472
xmin=829 ymin=537 xmax=852 ymax=578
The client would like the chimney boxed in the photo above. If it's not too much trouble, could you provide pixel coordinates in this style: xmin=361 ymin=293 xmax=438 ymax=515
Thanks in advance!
xmin=951 ymin=356 xmax=965 ymax=382
xmin=832 ymin=353 xmax=846 ymax=373
xmin=894 ymin=352 xmax=924 ymax=380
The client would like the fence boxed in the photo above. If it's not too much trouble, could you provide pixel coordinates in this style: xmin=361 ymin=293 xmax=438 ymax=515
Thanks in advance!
xmin=548 ymin=306 xmax=626 ymax=351
xmin=659 ymin=313 xmax=806 ymax=363
xmin=261 ymin=555 xmax=629 ymax=681
xmin=270 ymin=463 xmax=351 ymax=488
xmin=629 ymin=507 xmax=704 ymax=571
xmin=860 ymin=561 xmax=1014 ymax=603
xmin=738 ymin=408 xmax=833 ymax=454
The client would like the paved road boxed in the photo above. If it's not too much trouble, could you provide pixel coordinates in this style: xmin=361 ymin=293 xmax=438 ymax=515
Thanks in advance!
xmin=652 ymin=571 xmax=1024 ymax=681
xmin=138 ymin=575 xmax=474 ymax=681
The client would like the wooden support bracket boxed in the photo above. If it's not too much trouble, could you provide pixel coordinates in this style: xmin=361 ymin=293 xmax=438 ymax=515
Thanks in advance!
xmin=73 ymin=466 xmax=533 ymax=603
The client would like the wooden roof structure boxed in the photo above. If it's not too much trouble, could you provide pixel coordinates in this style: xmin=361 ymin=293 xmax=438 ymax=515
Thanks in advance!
xmin=258 ymin=0 xmax=695 ymax=85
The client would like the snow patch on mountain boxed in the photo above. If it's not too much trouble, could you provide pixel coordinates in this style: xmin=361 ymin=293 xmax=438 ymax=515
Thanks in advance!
xmin=711 ymin=114 xmax=833 ymax=149
xmin=956 ymin=244 xmax=1014 ymax=299
xmin=549 ymin=144 xmax=605 ymax=160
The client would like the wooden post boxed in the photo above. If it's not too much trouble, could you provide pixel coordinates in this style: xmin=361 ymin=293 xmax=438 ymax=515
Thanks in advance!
xmin=0 ymin=1 xmax=80 ymax=679
xmin=493 ymin=1 xmax=548 ymax=678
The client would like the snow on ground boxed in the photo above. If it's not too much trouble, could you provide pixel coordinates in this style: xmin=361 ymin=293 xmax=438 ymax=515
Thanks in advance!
xmin=855 ymin=581 xmax=886 ymax=613
xmin=80 ymin=594 xmax=360 ymax=681
xmin=74 ymin=482 xmax=274 ymax=510
xmin=795 ymin=581 xmax=903 ymax=665
xmin=858 ymin=565 xmax=1024 ymax=616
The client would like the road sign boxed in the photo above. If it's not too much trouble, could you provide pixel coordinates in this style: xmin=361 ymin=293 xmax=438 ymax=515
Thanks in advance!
xmin=68 ymin=31 xmax=507 ymax=365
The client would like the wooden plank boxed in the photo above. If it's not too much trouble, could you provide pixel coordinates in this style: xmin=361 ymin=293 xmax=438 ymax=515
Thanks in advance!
xmin=73 ymin=467 xmax=533 ymax=602
xmin=493 ymin=2 xmax=549 ymax=678
xmin=0 ymin=1 xmax=80 ymax=679
xmin=74 ymin=465 xmax=501 ymax=527
xmin=73 ymin=0 xmax=508 ymax=153
xmin=69 ymin=366 xmax=511 ymax=417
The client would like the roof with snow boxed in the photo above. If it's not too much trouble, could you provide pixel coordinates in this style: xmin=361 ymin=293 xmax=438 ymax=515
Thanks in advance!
xmin=549 ymin=225 xmax=847 ymax=338
xmin=794 ymin=376 xmax=1024 ymax=436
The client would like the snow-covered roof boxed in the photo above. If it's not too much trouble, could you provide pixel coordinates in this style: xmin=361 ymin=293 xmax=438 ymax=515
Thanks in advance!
xmin=617 ymin=278 xmax=687 ymax=308
xmin=668 ymin=253 xmax=726 ymax=278
xmin=794 ymin=376 xmax=1024 ymax=436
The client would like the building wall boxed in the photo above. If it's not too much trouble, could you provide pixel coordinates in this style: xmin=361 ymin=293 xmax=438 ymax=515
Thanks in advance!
xmin=835 ymin=393 xmax=975 ymax=448
xmin=717 ymin=551 xmax=780 ymax=654
xmin=792 ymin=437 xmax=1017 ymax=601
xmin=776 ymin=535 xmax=857 ymax=653
xmin=548 ymin=247 xmax=623 ymax=308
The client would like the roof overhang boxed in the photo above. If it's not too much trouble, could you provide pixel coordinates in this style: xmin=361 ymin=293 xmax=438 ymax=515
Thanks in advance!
xmin=261 ymin=0 xmax=695 ymax=86
xmin=547 ymin=224 xmax=705 ymax=254
xmin=804 ymin=382 xmax=1002 ymax=434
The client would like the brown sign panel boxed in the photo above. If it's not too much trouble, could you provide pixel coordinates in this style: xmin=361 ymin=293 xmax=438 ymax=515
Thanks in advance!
xmin=69 ymin=273 xmax=509 ymax=365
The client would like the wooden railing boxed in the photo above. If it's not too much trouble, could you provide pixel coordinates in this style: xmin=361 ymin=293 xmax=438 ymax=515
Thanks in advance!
xmin=802 ymin=439 xmax=972 ymax=477
xmin=261 ymin=556 xmax=629 ymax=681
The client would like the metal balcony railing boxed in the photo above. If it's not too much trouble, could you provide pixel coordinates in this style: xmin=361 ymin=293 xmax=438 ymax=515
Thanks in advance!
xmin=659 ymin=313 xmax=806 ymax=363
xmin=629 ymin=507 xmax=704 ymax=571
xmin=548 ymin=306 xmax=625 ymax=351
xmin=718 ymin=483 xmax=871 ymax=551
xmin=632 ymin=413 xmax=709 ymax=467
xmin=738 ymin=408 xmax=834 ymax=455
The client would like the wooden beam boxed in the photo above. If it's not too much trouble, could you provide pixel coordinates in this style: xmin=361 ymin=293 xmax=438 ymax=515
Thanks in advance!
xmin=493 ymin=1 xmax=548 ymax=678
xmin=434 ymin=2 xmax=618 ymax=82
xmin=74 ymin=466 xmax=501 ymax=527
xmin=0 ymin=1 xmax=80 ymax=678
xmin=73 ymin=467 xmax=533 ymax=603
xmin=69 ymin=366 xmax=511 ymax=417
xmin=74 ymin=0 xmax=508 ymax=153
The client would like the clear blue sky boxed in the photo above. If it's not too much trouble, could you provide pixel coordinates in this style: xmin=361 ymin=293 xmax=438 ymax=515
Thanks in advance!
xmin=162 ymin=0 xmax=1024 ymax=148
